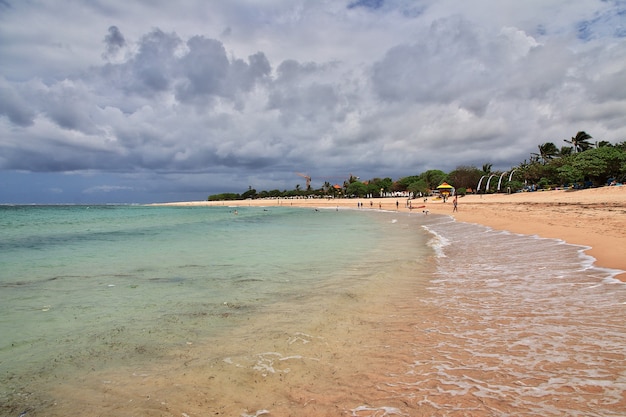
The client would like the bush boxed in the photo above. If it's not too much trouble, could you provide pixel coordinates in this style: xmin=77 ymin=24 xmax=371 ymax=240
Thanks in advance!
xmin=208 ymin=193 xmax=240 ymax=201
xmin=537 ymin=177 xmax=551 ymax=189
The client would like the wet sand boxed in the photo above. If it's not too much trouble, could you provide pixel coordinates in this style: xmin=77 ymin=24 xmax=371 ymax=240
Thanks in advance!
xmin=421 ymin=186 xmax=626 ymax=281
xmin=164 ymin=185 xmax=626 ymax=280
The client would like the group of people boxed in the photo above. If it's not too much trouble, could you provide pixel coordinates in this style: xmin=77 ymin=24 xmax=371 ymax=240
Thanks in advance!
xmin=356 ymin=201 xmax=382 ymax=209
xmin=355 ymin=194 xmax=458 ymax=213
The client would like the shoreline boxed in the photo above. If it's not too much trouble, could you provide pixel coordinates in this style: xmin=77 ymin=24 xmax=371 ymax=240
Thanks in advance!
xmin=154 ymin=186 xmax=626 ymax=281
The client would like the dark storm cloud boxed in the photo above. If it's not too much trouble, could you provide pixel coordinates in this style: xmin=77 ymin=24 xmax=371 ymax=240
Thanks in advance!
xmin=175 ymin=36 xmax=271 ymax=104
xmin=176 ymin=36 xmax=230 ymax=100
xmin=371 ymin=16 xmax=510 ymax=105
xmin=0 ymin=81 xmax=35 ymax=126
xmin=131 ymin=29 xmax=181 ymax=95
xmin=102 ymin=25 xmax=126 ymax=58
xmin=275 ymin=60 xmax=320 ymax=83
xmin=0 ymin=135 xmax=118 ymax=172
xmin=41 ymin=80 xmax=100 ymax=132
xmin=88 ymin=29 xmax=182 ymax=99
xmin=267 ymin=60 xmax=346 ymax=126
xmin=348 ymin=0 xmax=385 ymax=10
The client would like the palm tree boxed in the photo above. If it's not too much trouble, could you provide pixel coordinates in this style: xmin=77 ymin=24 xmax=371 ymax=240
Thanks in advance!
xmin=564 ymin=131 xmax=593 ymax=153
xmin=482 ymin=163 xmax=492 ymax=174
xmin=532 ymin=142 xmax=559 ymax=164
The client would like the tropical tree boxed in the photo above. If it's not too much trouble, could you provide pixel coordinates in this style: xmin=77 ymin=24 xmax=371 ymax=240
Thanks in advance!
xmin=517 ymin=159 xmax=544 ymax=186
xmin=482 ymin=163 xmax=493 ymax=174
xmin=393 ymin=175 xmax=421 ymax=192
xmin=419 ymin=170 xmax=447 ymax=190
xmin=407 ymin=178 xmax=429 ymax=196
xmin=345 ymin=181 xmax=368 ymax=197
xmin=241 ymin=188 xmax=257 ymax=199
xmin=532 ymin=142 xmax=559 ymax=164
xmin=447 ymin=166 xmax=483 ymax=191
xmin=366 ymin=182 xmax=380 ymax=197
xmin=367 ymin=177 xmax=393 ymax=196
xmin=208 ymin=193 xmax=240 ymax=201
xmin=564 ymin=131 xmax=594 ymax=153
xmin=556 ymin=163 xmax=583 ymax=185
xmin=560 ymin=146 xmax=574 ymax=156
xmin=571 ymin=146 xmax=626 ymax=185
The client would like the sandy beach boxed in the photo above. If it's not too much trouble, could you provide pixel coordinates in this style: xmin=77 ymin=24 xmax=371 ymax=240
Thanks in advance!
xmin=159 ymin=185 xmax=626 ymax=281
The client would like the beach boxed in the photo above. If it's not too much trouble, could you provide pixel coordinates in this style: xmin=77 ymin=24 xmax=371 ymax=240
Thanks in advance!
xmin=167 ymin=186 xmax=626 ymax=280
xmin=3 ymin=199 xmax=626 ymax=416
xmin=429 ymin=186 xmax=626 ymax=281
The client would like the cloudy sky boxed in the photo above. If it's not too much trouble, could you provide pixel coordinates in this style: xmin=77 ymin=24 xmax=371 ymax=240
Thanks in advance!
xmin=1 ymin=0 xmax=625 ymax=203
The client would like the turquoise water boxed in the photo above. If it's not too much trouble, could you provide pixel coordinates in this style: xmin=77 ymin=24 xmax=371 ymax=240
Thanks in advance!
xmin=2 ymin=205 xmax=625 ymax=416
xmin=1 ymin=205 xmax=434 ymax=415
xmin=1 ymin=205 xmax=389 ymax=351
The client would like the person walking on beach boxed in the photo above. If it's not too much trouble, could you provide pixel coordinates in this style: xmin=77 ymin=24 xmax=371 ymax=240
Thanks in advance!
xmin=452 ymin=195 xmax=458 ymax=212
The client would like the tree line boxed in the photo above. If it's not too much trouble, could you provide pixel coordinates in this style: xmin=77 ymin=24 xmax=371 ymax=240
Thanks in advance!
xmin=208 ymin=131 xmax=626 ymax=200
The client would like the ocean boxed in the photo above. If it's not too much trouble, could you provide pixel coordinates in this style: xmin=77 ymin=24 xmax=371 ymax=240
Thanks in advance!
xmin=1 ymin=204 xmax=624 ymax=416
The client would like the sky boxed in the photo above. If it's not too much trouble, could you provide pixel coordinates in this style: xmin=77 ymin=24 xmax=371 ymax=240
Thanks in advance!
xmin=1 ymin=0 xmax=625 ymax=204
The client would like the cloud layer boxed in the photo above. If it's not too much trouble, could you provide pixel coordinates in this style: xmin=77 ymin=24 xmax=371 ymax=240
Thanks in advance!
xmin=1 ymin=0 xmax=625 ymax=203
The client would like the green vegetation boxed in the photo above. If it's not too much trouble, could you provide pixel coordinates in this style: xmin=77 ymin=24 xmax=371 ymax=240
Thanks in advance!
xmin=208 ymin=193 xmax=240 ymax=201
xmin=208 ymin=132 xmax=626 ymax=201
xmin=515 ymin=132 xmax=626 ymax=191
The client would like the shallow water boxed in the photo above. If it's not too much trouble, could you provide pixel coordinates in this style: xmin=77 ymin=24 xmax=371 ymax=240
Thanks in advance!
xmin=1 ymin=206 xmax=624 ymax=416
xmin=403 ymin=218 xmax=626 ymax=416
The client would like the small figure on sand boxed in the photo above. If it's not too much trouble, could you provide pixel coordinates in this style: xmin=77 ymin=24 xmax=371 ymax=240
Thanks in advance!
xmin=453 ymin=195 xmax=458 ymax=212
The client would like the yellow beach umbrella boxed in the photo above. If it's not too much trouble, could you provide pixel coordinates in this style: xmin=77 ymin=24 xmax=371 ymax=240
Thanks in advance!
xmin=436 ymin=182 xmax=454 ymax=196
